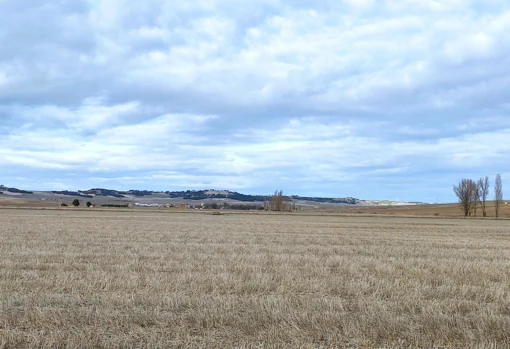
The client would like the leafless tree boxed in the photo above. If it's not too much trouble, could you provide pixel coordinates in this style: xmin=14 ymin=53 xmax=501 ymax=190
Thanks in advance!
xmin=270 ymin=190 xmax=283 ymax=211
xmin=453 ymin=179 xmax=478 ymax=217
xmin=472 ymin=183 xmax=480 ymax=217
xmin=270 ymin=190 xmax=292 ymax=212
xmin=478 ymin=176 xmax=490 ymax=217
xmin=495 ymin=174 xmax=503 ymax=218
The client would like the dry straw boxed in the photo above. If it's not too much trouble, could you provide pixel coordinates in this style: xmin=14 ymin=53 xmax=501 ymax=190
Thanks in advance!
xmin=1 ymin=210 xmax=509 ymax=348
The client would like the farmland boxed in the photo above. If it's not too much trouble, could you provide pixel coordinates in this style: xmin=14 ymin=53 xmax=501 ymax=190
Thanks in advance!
xmin=1 ymin=209 xmax=510 ymax=348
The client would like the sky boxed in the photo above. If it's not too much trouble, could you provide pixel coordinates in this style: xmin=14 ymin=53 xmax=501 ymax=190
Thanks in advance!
xmin=1 ymin=0 xmax=509 ymax=202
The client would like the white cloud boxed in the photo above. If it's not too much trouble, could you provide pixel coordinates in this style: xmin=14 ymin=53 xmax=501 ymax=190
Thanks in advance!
xmin=1 ymin=0 xmax=510 ymax=200
xmin=7 ymin=101 xmax=140 ymax=132
xmin=343 ymin=0 xmax=375 ymax=11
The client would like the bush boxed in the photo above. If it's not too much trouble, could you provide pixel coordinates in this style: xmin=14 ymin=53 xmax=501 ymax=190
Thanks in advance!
xmin=72 ymin=199 xmax=80 ymax=207
xmin=60 ymin=203 xmax=68 ymax=207
xmin=86 ymin=201 xmax=92 ymax=208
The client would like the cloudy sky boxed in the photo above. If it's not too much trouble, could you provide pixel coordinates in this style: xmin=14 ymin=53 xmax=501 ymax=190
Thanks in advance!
xmin=1 ymin=0 xmax=509 ymax=202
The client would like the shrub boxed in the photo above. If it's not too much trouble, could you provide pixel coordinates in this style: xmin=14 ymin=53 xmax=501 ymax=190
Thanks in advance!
xmin=72 ymin=199 xmax=80 ymax=207
xmin=60 ymin=203 xmax=68 ymax=207
xmin=86 ymin=201 xmax=92 ymax=208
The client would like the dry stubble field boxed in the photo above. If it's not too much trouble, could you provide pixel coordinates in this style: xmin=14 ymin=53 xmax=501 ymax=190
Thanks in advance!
xmin=1 ymin=209 xmax=510 ymax=348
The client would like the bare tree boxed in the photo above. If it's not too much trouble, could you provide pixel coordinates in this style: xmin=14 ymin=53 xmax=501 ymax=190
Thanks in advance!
xmin=453 ymin=179 xmax=478 ymax=217
xmin=270 ymin=190 xmax=292 ymax=212
xmin=270 ymin=190 xmax=283 ymax=211
xmin=472 ymin=183 xmax=480 ymax=217
xmin=478 ymin=176 xmax=490 ymax=217
xmin=495 ymin=174 xmax=503 ymax=218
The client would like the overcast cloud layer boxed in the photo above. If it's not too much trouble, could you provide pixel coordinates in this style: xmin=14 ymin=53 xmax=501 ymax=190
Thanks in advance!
xmin=1 ymin=0 xmax=509 ymax=202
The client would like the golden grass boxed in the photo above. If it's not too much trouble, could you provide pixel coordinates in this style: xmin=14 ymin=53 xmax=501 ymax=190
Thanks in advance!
xmin=1 ymin=209 xmax=510 ymax=348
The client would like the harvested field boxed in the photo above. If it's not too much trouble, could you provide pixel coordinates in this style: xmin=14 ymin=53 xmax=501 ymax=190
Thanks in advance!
xmin=336 ymin=201 xmax=510 ymax=218
xmin=1 ymin=209 xmax=510 ymax=348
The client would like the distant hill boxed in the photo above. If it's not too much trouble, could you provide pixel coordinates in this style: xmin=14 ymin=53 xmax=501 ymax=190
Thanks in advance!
xmin=51 ymin=190 xmax=94 ymax=198
xmin=292 ymin=195 xmax=360 ymax=205
xmin=0 ymin=185 xmax=365 ymax=205
xmin=79 ymin=189 xmax=279 ymax=202
xmin=80 ymin=188 xmax=126 ymax=197
xmin=0 ymin=185 xmax=33 ymax=194
xmin=166 ymin=190 xmax=265 ymax=202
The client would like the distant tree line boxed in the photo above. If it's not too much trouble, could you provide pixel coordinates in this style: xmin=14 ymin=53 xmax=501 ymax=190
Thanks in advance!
xmin=0 ymin=186 xmax=33 ymax=194
xmin=201 ymin=202 xmax=264 ymax=210
xmin=60 ymin=199 xmax=93 ymax=208
xmin=82 ymin=189 xmax=126 ymax=197
xmin=168 ymin=190 xmax=265 ymax=202
xmin=291 ymin=195 xmax=359 ymax=204
xmin=201 ymin=190 xmax=299 ymax=211
xmin=453 ymin=174 xmax=503 ymax=217
xmin=52 ymin=190 xmax=94 ymax=198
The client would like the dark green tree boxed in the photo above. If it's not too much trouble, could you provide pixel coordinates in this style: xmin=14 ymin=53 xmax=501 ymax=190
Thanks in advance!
xmin=72 ymin=199 xmax=80 ymax=207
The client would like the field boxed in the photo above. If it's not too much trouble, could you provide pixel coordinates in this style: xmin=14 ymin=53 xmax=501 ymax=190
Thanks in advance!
xmin=2 ymin=195 xmax=510 ymax=219
xmin=1 ymin=209 xmax=510 ymax=348
xmin=335 ymin=201 xmax=510 ymax=218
